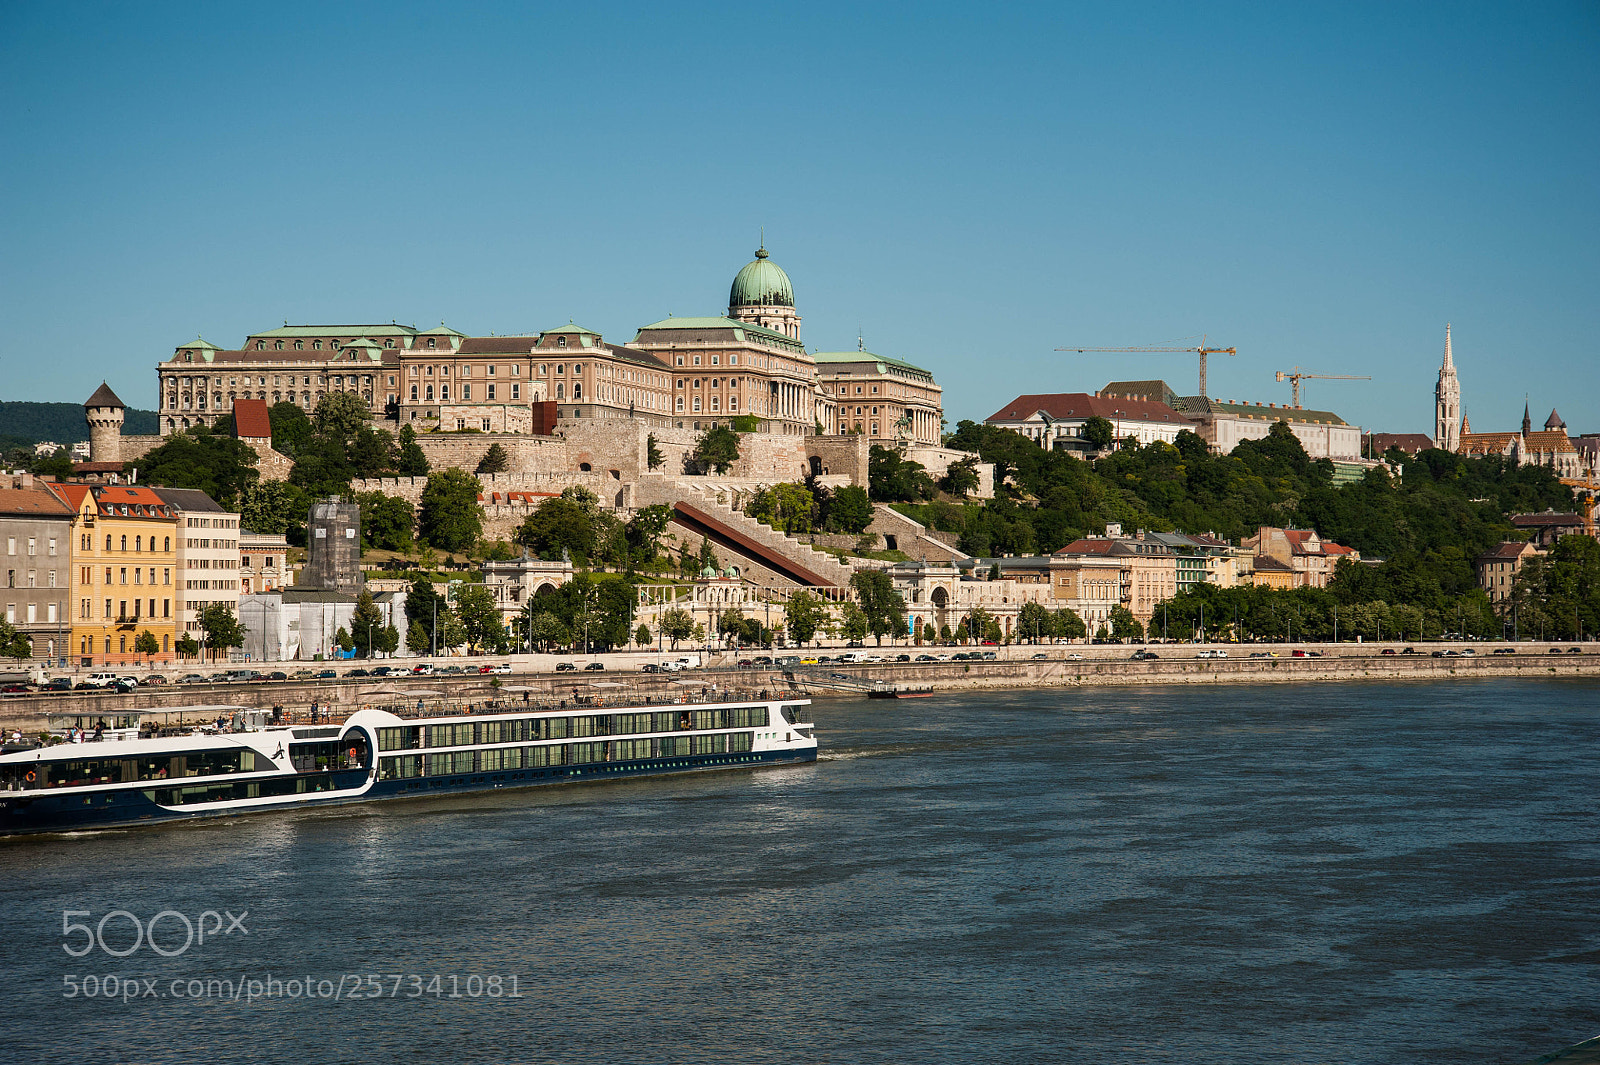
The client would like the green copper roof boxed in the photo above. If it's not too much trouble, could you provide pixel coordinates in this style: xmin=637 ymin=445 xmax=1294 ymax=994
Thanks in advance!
xmin=174 ymin=336 xmax=221 ymax=351
xmin=416 ymin=324 xmax=467 ymax=337
xmin=813 ymin=350 xmax=935 ymax=379
xmin=540 ymin=323 xmax=601 ymax=336
xmin=728 ymin=246 xmax=794 ymax=309
xmin=1209 ymin=400 xmax=1348 ymax=426
xmin=248 ymin=324 xmax=420 ymax=339
xmin=635 ymin=315 xmax=801 ymax=346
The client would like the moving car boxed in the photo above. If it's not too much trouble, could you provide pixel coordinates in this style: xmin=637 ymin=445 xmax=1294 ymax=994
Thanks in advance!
xmin=1031 ymin=653 xmax=1048 ymax=660
xmin=144 ymin=675 xmax=169 ymax=686
xmin=177 ymin=673 xmax=207 ymax=684
xmin=584 ymin=662 xmax=606 ymax=671
xmin=555 ymin=662 xmax=577 ymax=672
xmin=1131 ymin=650 xmax=1159 ymax=661
xmin=411 ymin=663 xmax=435 ymax=676
xmin=640 ymin=663 xmax=661 ymax=673
xmin=1065 ymin=652 xmax=1084 ymax=660
xmin=1492 ymin=647 xmax=1516 ymax=655
xmin=43 ymin=677 xmax=72 ymax=691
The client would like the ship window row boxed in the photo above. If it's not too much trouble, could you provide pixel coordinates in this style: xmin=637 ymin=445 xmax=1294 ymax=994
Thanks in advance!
xmin=146 ymin=773 xmax=347 ymax=807
xmin=2 ymin=748 xmax=269 ymax=791
xmin=377 ymin=707 xmax=769 ymax=752
xmin=378 ymin=732 xmax=754 ymax=780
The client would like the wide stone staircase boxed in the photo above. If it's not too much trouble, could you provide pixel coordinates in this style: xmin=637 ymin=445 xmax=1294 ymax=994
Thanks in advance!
xmin=658 ymin=482 xmax=859 ymax=588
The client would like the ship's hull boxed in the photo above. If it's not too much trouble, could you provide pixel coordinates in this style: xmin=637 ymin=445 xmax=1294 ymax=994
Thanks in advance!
xmin=0 ymin=746 xmax=817 ymax=837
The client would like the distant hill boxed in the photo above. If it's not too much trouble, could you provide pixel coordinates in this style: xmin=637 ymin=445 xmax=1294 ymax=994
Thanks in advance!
xmin=0 ymin=401 xmax=160 ymax=445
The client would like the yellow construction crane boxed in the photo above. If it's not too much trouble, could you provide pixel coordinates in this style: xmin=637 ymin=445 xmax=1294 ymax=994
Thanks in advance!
xmin=1559 ymin=477 xmax=1600 ymax=536
xmin=1056 ymin=341 xmax=1236 ymax=399
xmin=1274 ymin=367 xmax=1372 ymax=409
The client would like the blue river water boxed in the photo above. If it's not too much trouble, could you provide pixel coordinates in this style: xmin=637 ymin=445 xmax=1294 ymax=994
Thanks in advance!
xmin=2 ymin=678 xmax=1598 ymax=1064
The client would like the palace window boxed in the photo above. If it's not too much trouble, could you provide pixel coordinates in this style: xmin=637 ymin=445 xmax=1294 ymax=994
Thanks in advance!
xmin=511 ymin=384 xmax=520 ymax=399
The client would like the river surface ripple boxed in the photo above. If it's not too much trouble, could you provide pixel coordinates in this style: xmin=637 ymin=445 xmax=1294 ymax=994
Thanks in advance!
xmin=2 ymin=678 xmax=1598 ymax=1064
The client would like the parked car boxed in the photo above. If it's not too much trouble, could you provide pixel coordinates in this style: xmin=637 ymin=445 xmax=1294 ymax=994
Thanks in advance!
xmin=1400 ymin=647 xmax=1419 ymax=655
xmin=1493 ymin=647 xmax=1516 ymax=655
xmin=555 ymin=662 xmax=577 ymax=672
xmin=1549 ymin=647 xmax=1565 ymax=654
xmin=981 ymin=651 xmax=997 ymax=660
xmin=177 ymin=673 xmax=207 ymax=684
xmin=411 ymin=664 xmax=434 ymax=675
xmin=1380 ymin=648 xmax=1397 ymax=656
xmin=915 ymin=654 xmax=936 ymax=662
xmin=265 ymin=671 xmax=289 ymax=681
xmin=0 ymin=683 xmax=30 ymax=694
xmin=752 ymin=656 xmax=773 ymax=666
xmin=1458 ymin=648 xmax=1476 ymax=656
xmin=144 ymin=674 xmax=169 ymax=686
xmin=1031 ymin=652 xmax=1048 ymax=660
xmin=896 ymin=654 xmax=911 ymax=662
xmin=584 ymin=662 xmax=605 ymax=671
xmin=369 ymin=666 xmax=398 ymax=677
xmin=489 ymin=663 xmax=513 ymax=674
xmin=345 ymin=668 xmax=369 ymax=678
xmin=43 ymin=677 xmax=72 ymax=691
xmin=1432 ymin=650 xmax=1453 ymax=658
xmin=736 ymin=659 xmax=754 ymax=668
xmin=74 ymin=680 xmax=99 ymax=690
xmin=317 ymin=669 xmax=339 ymax=678
xmin=1131 ymin=650 xmax=1159 ymax=660
xmin=640 ymin=663 xmax=661 ymax=673
xmin=112 ymin=677 xmax=139 ymax=693
xmin=1569 ymin=647 xmax=1584 ymax=654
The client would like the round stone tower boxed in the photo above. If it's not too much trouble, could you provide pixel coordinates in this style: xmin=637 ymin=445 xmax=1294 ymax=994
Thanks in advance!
xmin=84 ymin=381 xmax=127 ymax=465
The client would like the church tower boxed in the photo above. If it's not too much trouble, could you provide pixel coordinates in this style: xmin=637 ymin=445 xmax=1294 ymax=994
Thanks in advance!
xmin=1434 ymin=324 xmax=1461 ymax=451
xmin=728 ymin=241 xmax=801 ymax=340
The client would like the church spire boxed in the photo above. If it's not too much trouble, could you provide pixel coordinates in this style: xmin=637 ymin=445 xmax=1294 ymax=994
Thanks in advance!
xmin=1434 ymin=323 xmax=1461 ymax=452
xmin=1522 ymin=397 xmax=1532 ymax=435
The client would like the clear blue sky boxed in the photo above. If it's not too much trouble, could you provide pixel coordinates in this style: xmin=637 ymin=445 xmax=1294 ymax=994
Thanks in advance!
xmin=2 ymin=2 xmax=1596 ymax=437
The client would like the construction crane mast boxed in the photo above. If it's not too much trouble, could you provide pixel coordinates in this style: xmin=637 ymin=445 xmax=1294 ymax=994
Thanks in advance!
xmin=1056 ymin=342 xmax=1236 ymax=400
xmin=1274 ymin=367 xmax=1371 ymax=409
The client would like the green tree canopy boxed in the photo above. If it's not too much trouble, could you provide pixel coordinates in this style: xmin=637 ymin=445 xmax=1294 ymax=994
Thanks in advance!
xmin=126 ymin=426 xmax=260 ymax=506
xmin=419 ymin=468 xmax=483 ymax=552
xmin=869 ymin=445 xmax=936 ymax=503
xmin=827 ymin=485 xmax=874 ymax=534
xmin=355 ymin=491 xmax=416 ymax=553
xmin=199 ymin=603 xmax=246 ymax=660
xmin=660 ymin=606 xmax=695 ymax=650
xmin=850 ymin=569 xmax=907 ymax=645
xmin=515 ymin=496 xmax=595 ymax=562
xmin=475 ymin=443 xmax=510 ymax=475
xmin=455 ymin=583 xmax=506 ymax=654
xmin=350 ymin=590 xmax=385 ymax=658
xmin=690 ymin=425 xmax=740 ymax=474
xmin=397 ymin=423 xmax=430 ymax=476
xmin=784 ymin=590 xmax=829 ymax=646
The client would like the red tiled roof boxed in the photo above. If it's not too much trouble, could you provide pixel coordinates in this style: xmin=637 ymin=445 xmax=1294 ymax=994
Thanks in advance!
xmin=988 ymin=393 xmax=1191 ymax=425
xmin=233 ymin=397 xmax=272 ymax=439
xmin=1054 ymin=538 xmax=1116 ymax=555
xmin=0 ymin=486 xmax=74 ymax=518
xmin=1478 ymin=541 xmax=1536 ymax=561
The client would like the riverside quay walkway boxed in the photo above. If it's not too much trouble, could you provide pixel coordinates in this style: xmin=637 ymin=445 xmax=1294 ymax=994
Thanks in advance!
xmin=3 ymin=643 xmax=1596 ymax=735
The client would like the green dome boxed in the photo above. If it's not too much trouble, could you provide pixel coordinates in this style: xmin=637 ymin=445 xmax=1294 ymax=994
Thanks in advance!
xmin=729 ymin=246 xmax=794 ymax=309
